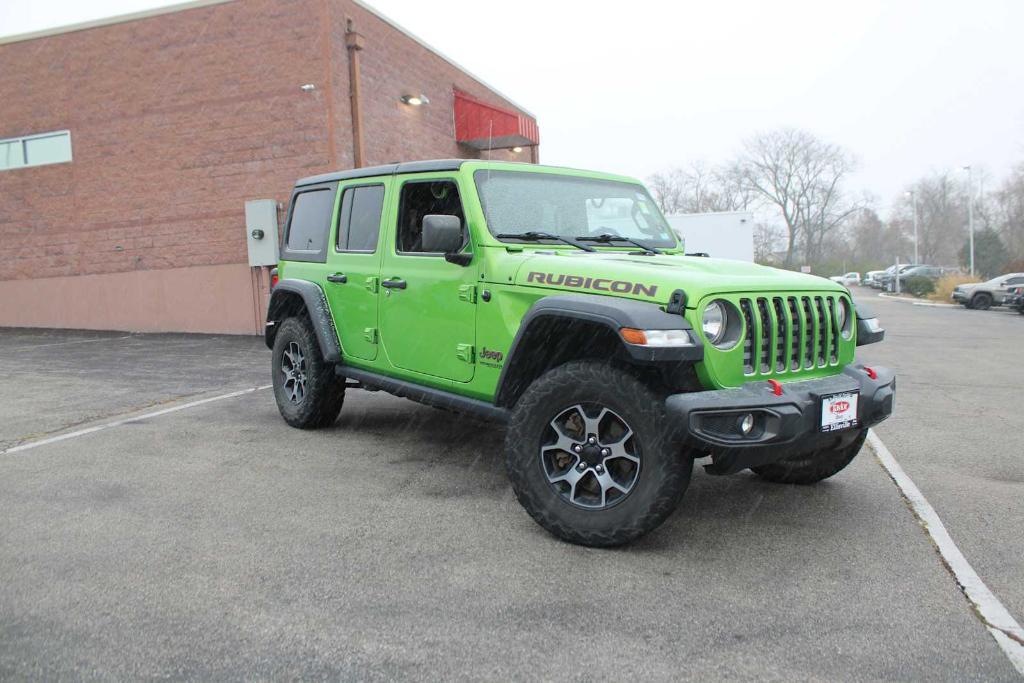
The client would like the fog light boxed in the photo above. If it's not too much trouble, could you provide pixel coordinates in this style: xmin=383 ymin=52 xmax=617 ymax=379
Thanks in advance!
xmin=738 ymin=413 xmax=755 ymax=435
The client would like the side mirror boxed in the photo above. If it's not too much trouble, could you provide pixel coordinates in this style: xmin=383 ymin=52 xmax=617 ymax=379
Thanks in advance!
xmin=422 ymin=214 xmax=471 ymax=265
xmin=422 ymin=214 xmax=463 ymax=252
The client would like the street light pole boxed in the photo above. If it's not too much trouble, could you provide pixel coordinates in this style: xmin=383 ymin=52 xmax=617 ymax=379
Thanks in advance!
xmin=905 ymin=189 xmax=919 ymax=264
xmin=962 ymin=165 xmax=975 ymax=276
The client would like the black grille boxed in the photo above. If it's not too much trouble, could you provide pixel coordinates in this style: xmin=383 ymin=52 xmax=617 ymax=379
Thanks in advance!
xmin=740 ymin=299 xmax=756 ymax=375
xmin=737 ymin=294 xmax=846 ymax=377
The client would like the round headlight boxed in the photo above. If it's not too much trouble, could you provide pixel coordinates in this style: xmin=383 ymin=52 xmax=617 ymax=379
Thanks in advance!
xmin=838 ymin=299 xmax=852 ymax=338
xmin=702 ymin=301 xmax=728 ymax=344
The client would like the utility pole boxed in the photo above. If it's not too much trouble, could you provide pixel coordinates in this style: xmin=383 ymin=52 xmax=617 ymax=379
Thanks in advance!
xmin=962 ymin=165 xmax=975 ymax=276
xmin=905 ymin=189 xmax=919 ymax=264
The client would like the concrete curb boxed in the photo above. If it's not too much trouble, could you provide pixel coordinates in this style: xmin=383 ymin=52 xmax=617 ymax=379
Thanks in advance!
xmin=877 ymin=293 xmax=956 ymax=307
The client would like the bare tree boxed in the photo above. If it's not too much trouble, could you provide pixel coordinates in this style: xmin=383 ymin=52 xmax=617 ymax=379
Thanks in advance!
xmin=752 ymin=223 xmax=785 ymax=264
xmin=735 ymin=128 xmax=862 ymax=267
xmin=648 ymin=161 xmax=754 ymax=215
xmin=991 ymin=162 xmax=1024 ymax=259
xmin=898 ymin=173 xmax=967 ymax=266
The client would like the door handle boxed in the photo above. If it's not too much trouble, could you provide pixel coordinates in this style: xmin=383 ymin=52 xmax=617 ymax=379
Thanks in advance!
xmin=326 ymin=273 xmax=348 ymax=284
xmin=381 ymin=278 xmax=407 ymax=290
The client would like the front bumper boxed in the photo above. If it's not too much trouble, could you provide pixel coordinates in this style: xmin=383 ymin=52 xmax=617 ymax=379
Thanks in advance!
xmin=951 ymin=290 xmax=969 ymax=303
xmin=665 ymin=365 xmax=895 ymax=475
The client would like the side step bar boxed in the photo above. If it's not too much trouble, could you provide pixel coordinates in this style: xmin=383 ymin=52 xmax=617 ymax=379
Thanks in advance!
xmin=335 ymin=365 xmax=510 ymax=423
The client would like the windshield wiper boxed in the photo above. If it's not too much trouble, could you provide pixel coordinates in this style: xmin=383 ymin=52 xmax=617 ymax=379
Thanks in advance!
xmin=495 ymin=231 xmax=595 ymax=252
xmin=575 ymin=233 xmax=663 ymax=254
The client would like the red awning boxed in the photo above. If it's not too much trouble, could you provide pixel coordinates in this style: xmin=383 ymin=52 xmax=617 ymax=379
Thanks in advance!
xmin=454 ymin=89 xmax=539 ymax=150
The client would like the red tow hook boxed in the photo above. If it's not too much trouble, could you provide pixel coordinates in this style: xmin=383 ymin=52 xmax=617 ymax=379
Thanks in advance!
xmin=767 ymin=379 xmax=783 ymax=396
xmin=863 ymin=366 xmax=878 ymax=380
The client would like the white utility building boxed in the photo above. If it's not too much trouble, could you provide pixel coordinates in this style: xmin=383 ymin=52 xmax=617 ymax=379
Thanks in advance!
xmin=667 ymin=211 xmax=754 ymax=262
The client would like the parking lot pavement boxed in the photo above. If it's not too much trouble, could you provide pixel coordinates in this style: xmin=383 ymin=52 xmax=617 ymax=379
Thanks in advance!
xmin=854 ymin=289 xmax=1024 ymax=633
xmin=0 ymin=328 xmax=268 ymax=451
xmin=1 ymin=325 xmax=1021 ymax=680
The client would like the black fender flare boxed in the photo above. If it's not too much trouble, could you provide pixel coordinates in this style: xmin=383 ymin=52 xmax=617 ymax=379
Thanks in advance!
xmin=853 ymin=302 xmax=885 ymax=346
xmin=265 ymin=279 xmax=342 ymax=362
xmin=494 ymin=293 xmax=703 ymax=408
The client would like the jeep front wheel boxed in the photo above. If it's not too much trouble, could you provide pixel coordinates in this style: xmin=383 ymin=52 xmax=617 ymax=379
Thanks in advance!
xmin=272 ymin=317 xmax=345 ymax=429
xmin=505 ymin=361 xmax=692 ymax=547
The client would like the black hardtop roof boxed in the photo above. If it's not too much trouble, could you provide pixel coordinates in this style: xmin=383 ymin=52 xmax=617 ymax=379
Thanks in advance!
xmin=295 ymin=159 xmax=467 ymax=187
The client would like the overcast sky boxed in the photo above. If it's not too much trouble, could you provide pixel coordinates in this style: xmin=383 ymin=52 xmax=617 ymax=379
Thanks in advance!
xmin=3 ymin=0 xmax=1022 ymax=217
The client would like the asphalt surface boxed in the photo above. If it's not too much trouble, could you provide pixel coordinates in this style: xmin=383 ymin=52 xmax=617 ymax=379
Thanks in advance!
xmin=0 ymin=300 xmax=1021 ymax=681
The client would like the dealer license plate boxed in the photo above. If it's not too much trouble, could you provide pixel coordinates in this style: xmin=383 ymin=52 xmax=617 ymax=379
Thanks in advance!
xmin=820 ymin=391 xmax=859 ymax=433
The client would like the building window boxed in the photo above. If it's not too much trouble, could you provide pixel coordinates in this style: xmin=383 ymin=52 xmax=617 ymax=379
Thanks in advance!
xmin=0 ymin=130 xmax=73 ymax=171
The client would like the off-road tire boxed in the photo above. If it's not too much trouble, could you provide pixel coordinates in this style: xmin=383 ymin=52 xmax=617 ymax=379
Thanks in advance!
xmin=272 ymin=316 xmax=345 ymax=429
xmin=970 ymin=292 xmax=993 ymax=310
xmin=505 ymin=360 xmax=692 ymax=547
xmin=751 ymin=429 xmax=868 ymax=485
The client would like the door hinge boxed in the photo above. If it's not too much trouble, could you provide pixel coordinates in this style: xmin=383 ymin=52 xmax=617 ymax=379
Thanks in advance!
xmin=363 ymin=327 xmax=378 ymax=344
xmin=455 ymin=343 xmax=474 ymax=363
xmin=458 ymin=284 xmax=476 ymax=303
xmin=365 ymin=276 xmax=379 ymax=293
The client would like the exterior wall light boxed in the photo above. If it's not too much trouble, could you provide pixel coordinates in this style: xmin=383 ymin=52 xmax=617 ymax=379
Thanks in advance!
xmin=512 ymin=146 xmax=523 ymax=153
xmin=401 ymin=94 xmax=429 ymax=106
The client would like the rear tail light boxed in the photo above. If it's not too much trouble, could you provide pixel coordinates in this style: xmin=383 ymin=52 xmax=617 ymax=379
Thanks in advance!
xmin=270 ymin=268 xmax=279 ymax=289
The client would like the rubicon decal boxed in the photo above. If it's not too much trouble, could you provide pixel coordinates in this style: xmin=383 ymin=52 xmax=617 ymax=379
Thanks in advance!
xmin=526 ymin=271 xmax=658 ymax=297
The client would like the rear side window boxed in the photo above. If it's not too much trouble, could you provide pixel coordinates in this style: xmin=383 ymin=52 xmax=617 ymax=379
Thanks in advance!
xmin=337 ymin=185 xmax=385 ymax=252
xmin=282 ymin=183 xmax=337 ymax=263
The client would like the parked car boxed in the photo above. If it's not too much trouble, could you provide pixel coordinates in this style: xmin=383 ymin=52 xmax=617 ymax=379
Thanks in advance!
xmin=879 ymin=264 xmax=920 ymax=292
xmin=951 ymin=273 xmax=1024 ymax=309
xmin=894 ymin=265 xmax=958 ymax=289
xmin=829 ymin=272 xmax=861 ymax=287
xmin=863 ymin=270 xmax=886 ymax=288
xmin=1006 ymin=285 xmax=1024 ymax=314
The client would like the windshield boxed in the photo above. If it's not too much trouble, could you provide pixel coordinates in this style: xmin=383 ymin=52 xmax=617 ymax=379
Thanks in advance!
xmin=474 ymin=170 xmax=678 ymax=249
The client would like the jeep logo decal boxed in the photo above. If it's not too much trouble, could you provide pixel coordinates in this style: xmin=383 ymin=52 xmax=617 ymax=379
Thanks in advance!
xmin=526 ymin=271 xmax=658 ymax=298
xmin=480 ymin=347 xmax=504 ymax=362
xmin=830 ymin=400 xmax=850 ymax=414
xmin=479 ymin=346 xmax=504 ymax=369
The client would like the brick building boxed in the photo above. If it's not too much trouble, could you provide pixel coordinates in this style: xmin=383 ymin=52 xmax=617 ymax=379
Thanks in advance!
xmin=0 ymin=0 xmax=539 ymax=333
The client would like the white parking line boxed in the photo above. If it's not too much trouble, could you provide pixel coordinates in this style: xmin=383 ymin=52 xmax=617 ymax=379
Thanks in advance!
xmin=1 ymin=385 xmax=272 ymax=456
xmin=868 ymin=430 xmax=1024 ymax=674
xmin=6 ymin=334 xmax=134 ymax=350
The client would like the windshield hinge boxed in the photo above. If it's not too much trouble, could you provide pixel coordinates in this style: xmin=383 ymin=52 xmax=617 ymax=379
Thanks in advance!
xmin=665 ymin=289 xmax=687 ymax=315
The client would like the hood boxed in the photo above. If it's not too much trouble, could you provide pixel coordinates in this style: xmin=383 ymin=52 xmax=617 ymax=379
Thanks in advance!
xmin=511 ymin=251 xmax=844 ymax=307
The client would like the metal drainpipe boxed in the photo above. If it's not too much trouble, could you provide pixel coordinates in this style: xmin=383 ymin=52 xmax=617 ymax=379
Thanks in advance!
xmin=346 ymin=25 xmax=366 ymax=168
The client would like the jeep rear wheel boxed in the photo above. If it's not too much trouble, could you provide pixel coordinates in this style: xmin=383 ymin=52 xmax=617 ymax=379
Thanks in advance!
xmin=505 ymin=361 xmax=692 ymax=547
xmin=751 ymin=429 xmax=867 ymax=485
xmin=272 ymin=317 xmax=345 ymax=429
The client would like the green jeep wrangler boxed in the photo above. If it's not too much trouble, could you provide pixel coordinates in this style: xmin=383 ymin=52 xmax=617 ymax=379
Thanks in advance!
xmin=265 ymin=160 xmax=894 ymax=547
